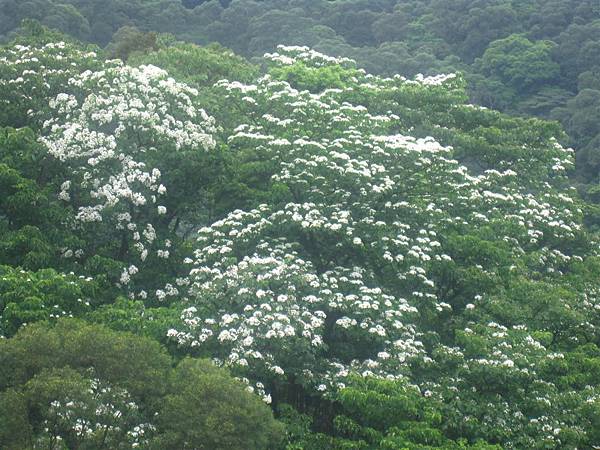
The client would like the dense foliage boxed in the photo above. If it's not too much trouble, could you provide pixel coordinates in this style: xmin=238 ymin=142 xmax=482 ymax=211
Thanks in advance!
xmin=1 ymin=0 xmax=599 ymax=194
xmin=0 ymin=320 xmax=283 ymax=449
xmin=0 ymin=13 xmax=600 ymax=450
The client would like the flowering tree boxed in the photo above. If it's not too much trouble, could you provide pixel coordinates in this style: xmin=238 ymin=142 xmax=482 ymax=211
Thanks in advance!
xmin=0 ymin=265 xmax=97 ymax=337
xmin=0 ymin=320 xmax=283 ymax=449
xmin=0 ymin=38 xmax=110 ymax=129
xmin=165 ymin=46 xmax=600 ymax=447
xmin=39 ymin=62 xmax=217 ymax=299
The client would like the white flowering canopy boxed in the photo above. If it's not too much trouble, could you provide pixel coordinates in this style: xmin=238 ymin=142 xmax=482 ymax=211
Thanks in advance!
xmin=169 ymin=45 xmax=592 ymax=410
xmin=40 ymin=63 xmax=217 ymax=295
xmin=16 ymin=40 xmax=597 ymax=445
xmin=0 ymin=41 xmax=109 ymax=128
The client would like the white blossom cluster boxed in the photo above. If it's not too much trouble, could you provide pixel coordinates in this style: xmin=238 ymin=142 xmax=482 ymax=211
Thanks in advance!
xmin=39 ymin=62 xmax=217 ymax=295
xmin=170 ymin=220 xmax=423 ymax=391
xmin=36 ymin=377 xmax=153 ymax=448
xmin=265 ymin=45 xmax=357 ymax=68
xmin=0 ymin=41 xmax=111 ymax=126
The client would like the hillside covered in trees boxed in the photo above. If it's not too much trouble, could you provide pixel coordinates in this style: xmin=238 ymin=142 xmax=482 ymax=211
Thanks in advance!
xmin=1 ymin=0 xmax=600 ymax=199
xmin=1 ymin=2 xmax=600 ymax=449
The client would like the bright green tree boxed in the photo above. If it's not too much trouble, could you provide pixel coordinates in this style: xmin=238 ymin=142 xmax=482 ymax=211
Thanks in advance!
xmin=0 ymin=319 xmax=283 ymax=448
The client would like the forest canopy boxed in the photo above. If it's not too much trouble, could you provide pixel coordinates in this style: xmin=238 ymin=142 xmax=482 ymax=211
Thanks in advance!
xmin=1 ymin=0 xmax=599 ymax=199
xmin=0 ymin=2 xmax=600 ymax=449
